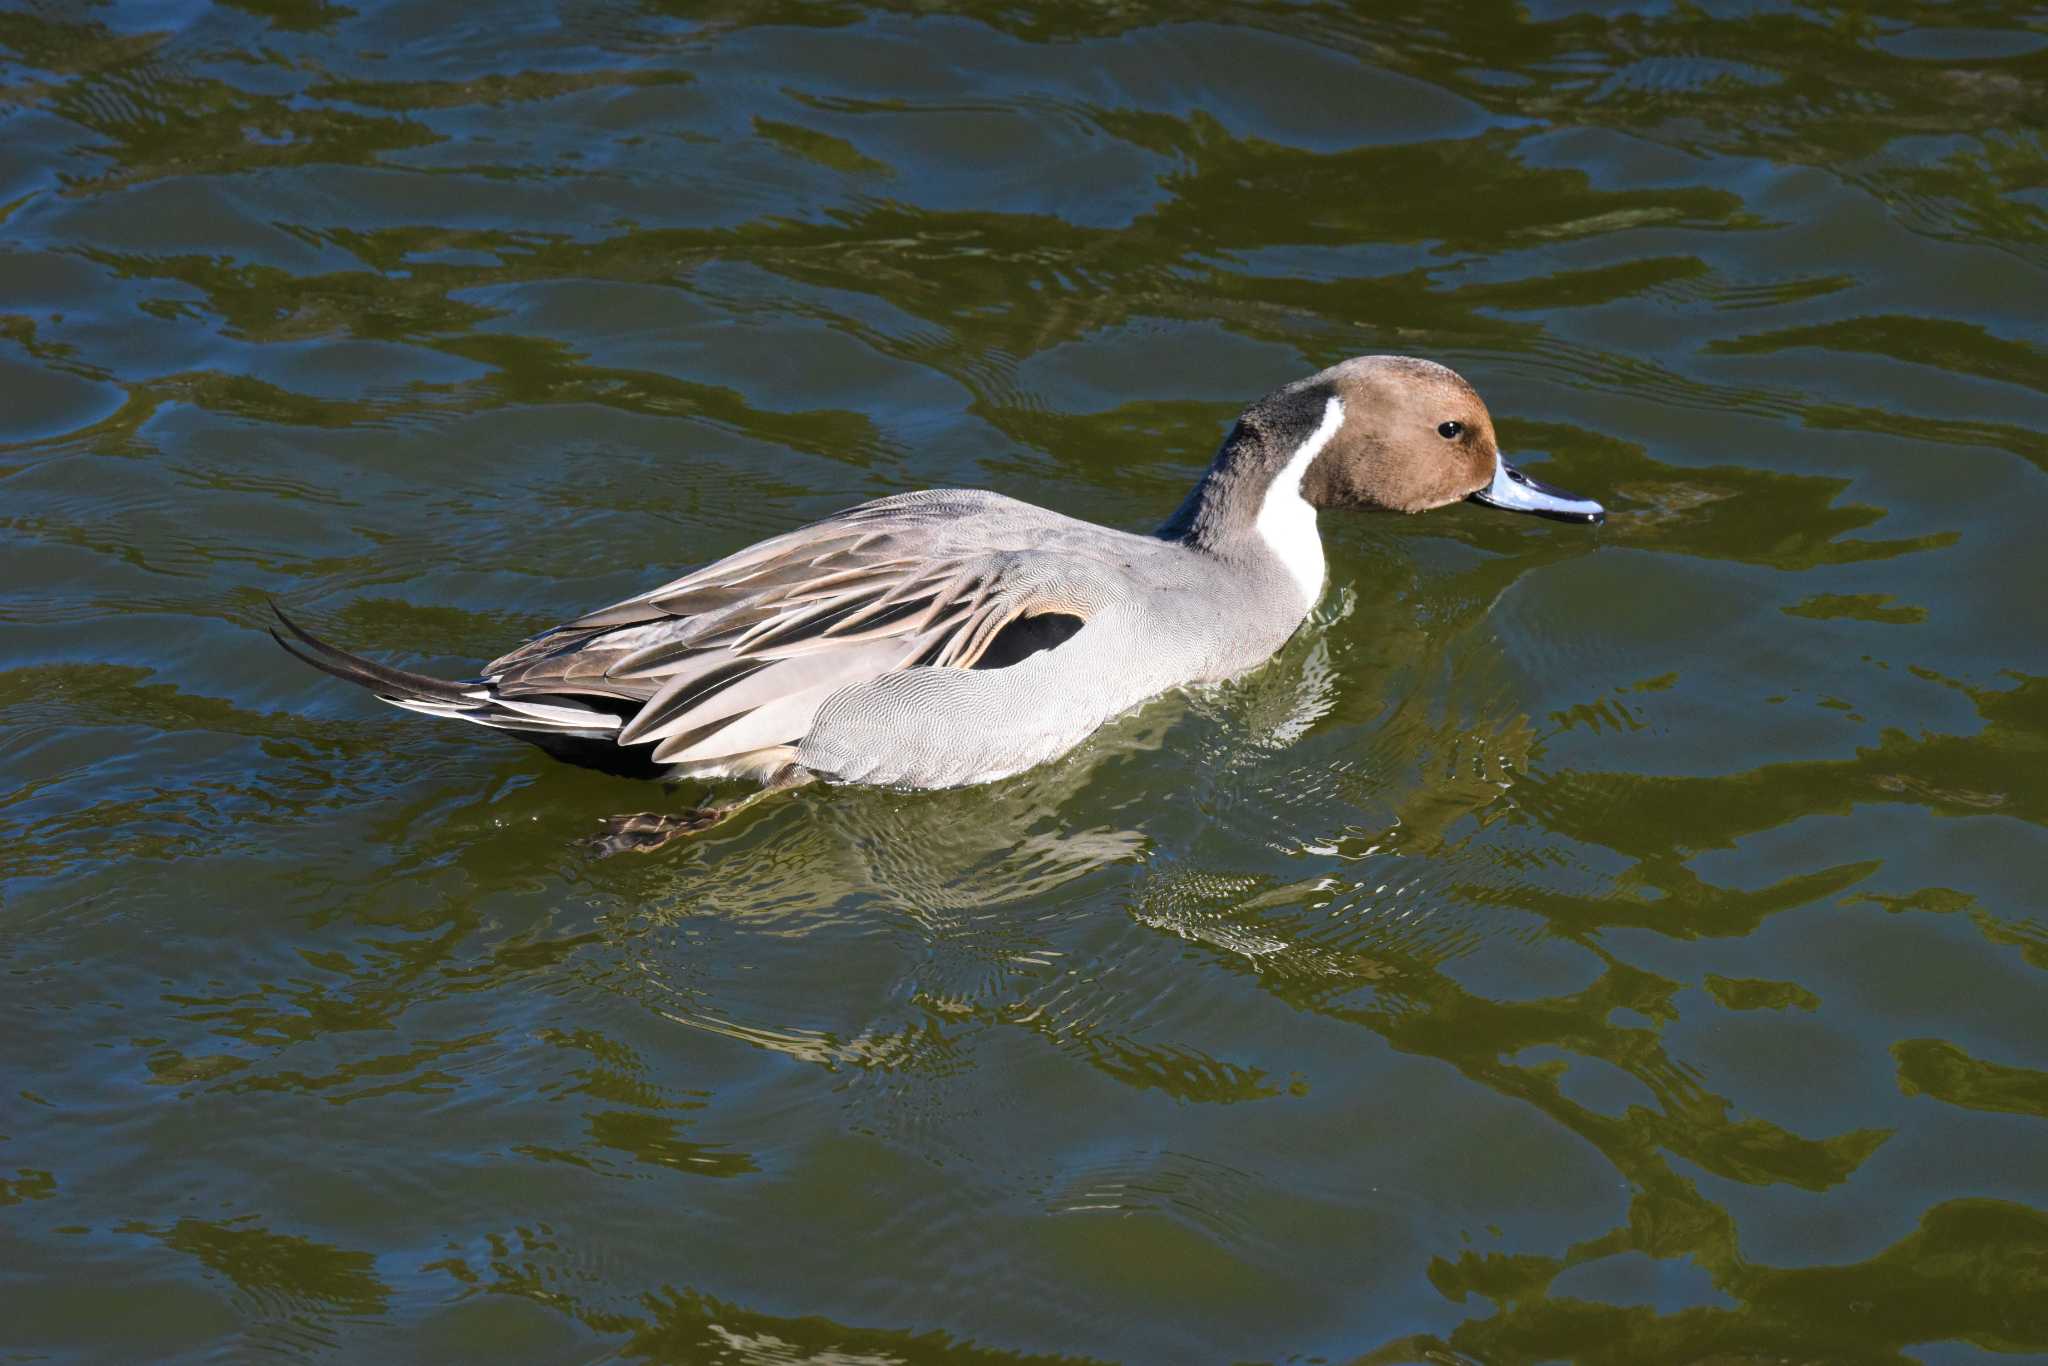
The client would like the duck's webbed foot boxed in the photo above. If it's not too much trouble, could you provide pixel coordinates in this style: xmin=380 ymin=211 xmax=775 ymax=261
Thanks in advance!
xmin=585 ymin=806 xmax=730 ymax=856
xmin=583 ymin=768 xmax=812 ymax=857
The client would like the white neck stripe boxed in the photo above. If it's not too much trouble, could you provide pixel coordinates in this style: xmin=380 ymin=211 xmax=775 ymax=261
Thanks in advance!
xmin=1255 ymin=395 xmax=1341 ymax=607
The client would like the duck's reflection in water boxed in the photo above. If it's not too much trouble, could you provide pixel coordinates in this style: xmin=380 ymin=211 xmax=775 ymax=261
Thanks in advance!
xmin=609 ymin=701 xmax=1179 ymax=1071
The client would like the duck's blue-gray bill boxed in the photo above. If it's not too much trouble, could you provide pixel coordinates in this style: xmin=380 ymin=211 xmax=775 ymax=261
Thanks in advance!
xmin=1468 ymin=458 xmax=1605 ymax=525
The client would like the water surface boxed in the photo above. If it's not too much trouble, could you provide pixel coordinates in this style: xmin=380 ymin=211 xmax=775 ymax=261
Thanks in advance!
xmin=3 ymin=1 xmax=2046 ymax=1361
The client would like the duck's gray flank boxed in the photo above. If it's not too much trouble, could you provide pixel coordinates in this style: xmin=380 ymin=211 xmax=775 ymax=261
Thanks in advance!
xmin=273 ymin=354 xmax=1604 ymax=845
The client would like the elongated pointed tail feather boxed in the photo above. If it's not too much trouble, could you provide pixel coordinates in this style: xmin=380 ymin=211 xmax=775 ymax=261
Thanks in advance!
xmin=268 ymin=601 xmax=479 ymax=704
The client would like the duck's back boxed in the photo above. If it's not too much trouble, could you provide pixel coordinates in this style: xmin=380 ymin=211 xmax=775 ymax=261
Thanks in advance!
xmin=783 ymin=496 xmax=1315 ymax=788
xmin=462 ymin=488 xmax=1293 ymax=787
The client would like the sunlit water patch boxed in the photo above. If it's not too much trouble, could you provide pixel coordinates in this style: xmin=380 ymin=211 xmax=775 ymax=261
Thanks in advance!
xmin=3 ymin=1 xmax=2046 ymax=1361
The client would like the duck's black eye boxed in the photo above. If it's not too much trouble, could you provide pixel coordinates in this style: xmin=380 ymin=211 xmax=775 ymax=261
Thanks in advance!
xmin=1437 ymin=420 xmax=1465 ymax=440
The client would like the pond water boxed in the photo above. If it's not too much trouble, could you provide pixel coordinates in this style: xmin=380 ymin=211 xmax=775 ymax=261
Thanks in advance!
xmin=3 ymin=2 xmax=2046 ymax=1362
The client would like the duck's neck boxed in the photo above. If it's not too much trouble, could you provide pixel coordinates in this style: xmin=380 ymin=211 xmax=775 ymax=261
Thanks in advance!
xmin=1157 ymin=392 xmax=1343 ymax=604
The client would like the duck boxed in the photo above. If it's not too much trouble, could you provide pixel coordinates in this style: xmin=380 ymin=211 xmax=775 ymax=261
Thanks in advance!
xmin=273 ymin=354 xmax=1604 ymax=852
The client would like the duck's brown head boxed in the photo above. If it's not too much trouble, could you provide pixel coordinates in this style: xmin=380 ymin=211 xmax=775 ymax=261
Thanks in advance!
xmin=1279 ymin=355 xmax=1604 ymax=523
xmin=1160 ymin=355 xmax=1604 ymax=568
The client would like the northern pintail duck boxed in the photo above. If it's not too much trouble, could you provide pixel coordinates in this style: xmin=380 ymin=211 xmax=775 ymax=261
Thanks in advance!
xmin=275 ymin=355 xmax=1603 ymax=851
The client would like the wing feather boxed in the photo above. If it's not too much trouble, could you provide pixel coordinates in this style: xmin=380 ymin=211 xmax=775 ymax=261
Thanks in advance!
xmin=624 ymin=641 xmax=905 ymax=747
xmin=453 ymin=491 xmax=1113 ymax=772
xmin=617 ymin=658 xmax=770 ymax=746
xmin=651 ymin=680 xmax=859 ymax=765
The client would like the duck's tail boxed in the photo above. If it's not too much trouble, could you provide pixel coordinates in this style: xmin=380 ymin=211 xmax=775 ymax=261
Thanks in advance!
xmin=267 ymin=602 xmax=627 ymax=739
xmin=269 ymin=602 xmax=478 ymax=704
